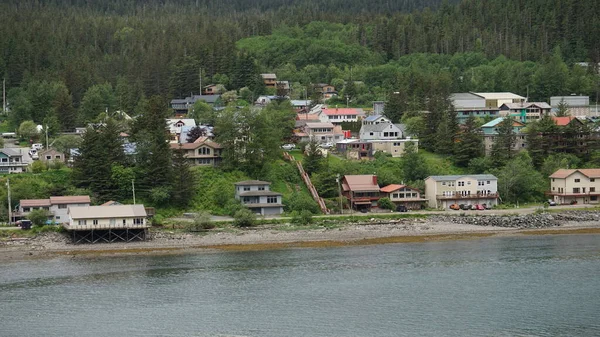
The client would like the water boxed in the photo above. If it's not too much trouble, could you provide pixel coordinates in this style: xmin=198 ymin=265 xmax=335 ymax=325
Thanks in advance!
xmin=1 ymin=234 xmax=600 ymax=337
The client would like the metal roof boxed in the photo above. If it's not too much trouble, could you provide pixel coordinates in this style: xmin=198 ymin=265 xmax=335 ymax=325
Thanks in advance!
xmin=472 ymin=92 xmax=526 ymax=100
xmin=68 ymin=205 xmax=147 ymax=219
xmin=235 ymin=180 xmax=271 ymax=186
xmin=49 ymin=196 xmax=91 ymax=204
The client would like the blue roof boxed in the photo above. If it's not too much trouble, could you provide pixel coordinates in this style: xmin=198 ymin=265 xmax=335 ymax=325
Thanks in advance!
xmin=481 ymin=117 xmax=507 ymax=128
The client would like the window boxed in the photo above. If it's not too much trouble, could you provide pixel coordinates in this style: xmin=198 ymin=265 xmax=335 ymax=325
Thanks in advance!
xmin=573 ymin=188 xmax=580 ymax=193
xmin=58 ymin=204 xmax=67 ymax=209
xmin=123 ymin=219 xmax=127 ymax=225
xmin=46 ymin=156 xmax=52 ymax=160
xmin=592 ymin=196 xmax=598 ymax=201
xmin=244 ymin=187 xmax=250 ymax=191
xmin=109 ymin=219 xmax=115 ymax=226
xmin=23 ymin=207 xmax=30 ymax=212
xmin=467 ymin=181 xmax=471 ymax=185
xmin=55 ymin=155 xmax=61 ymax=159
xmin=458 ymin=181 xmax=465 ymax=187
xmin=258 ymin=186 xmax=265 ymax=191
xmin=93 ymin=219 xmax=98 ymax=225
xmin=575 ymin=179 xmax=580 ymax=183
xmin=591 ymin=179 xmax=595 ymax=182
xmin=442 ymin=182 xmax=446 ymax=186
xmin=478 ymin=181 xmax=484 ymax=186
xmin=78 ymin=220 xmax=87 ymax=225
xmin=134 ymin=218 xmax=144 ymax=225
xmin=267 ymin=196 xmax=278 ymax=204
xmin=487 ymin=181 xmax=491 ymax=184
xmin=591 ymin=187 xmax=596 ymax=193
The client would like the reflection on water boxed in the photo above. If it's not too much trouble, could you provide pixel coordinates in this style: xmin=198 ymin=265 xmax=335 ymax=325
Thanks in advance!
xmin=1 ymin=234 xmax=600 ymax=337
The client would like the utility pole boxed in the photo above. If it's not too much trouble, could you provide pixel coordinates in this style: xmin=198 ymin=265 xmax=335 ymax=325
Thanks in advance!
xmin=2 ymin=78 xmax=5 ymax=114
xmin=132 ymin=179 xmax=136 ymax=204
xmin=45 ymin=124 xmax=49 ymax=150
xmin=199 ymin=67 xmax=202 ymax=95
xmin=7 ymin=178 xmax=11 ymax=226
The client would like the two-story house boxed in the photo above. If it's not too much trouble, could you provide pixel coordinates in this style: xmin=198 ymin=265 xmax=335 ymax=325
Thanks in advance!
xmin=341 ymin=175 xmax=381 ymax=210
xmin=359 ymin=115 xmax=405 ymax=140
xmin=17 ymin=195 xmax=91 ymax=223
xmin=548 ymin=169 xmax=600 ymax=205
xmin=170 ymin=137 xmax=222 ymax=166
xmin=314 ymin=83 xmax=337 ymax=99
xmin=295 ymin=122 xmax=344 ymax=143
xmin=39 ymin=149 xmax=65 ymax=164
xmin=380 ymin=184 xmax=427 ymax=210
xmin=499 ymin=102 xmax=552 ymax=123
xmin=481 ymin=117 xmax=526 ymax=154
xmin=234 ymin=180 xmax=284 ymax=215
xmin=318 ymin=107 xmax=359 ymax=124
xmin=424 ymin=174 xmax=499 ymax=209
xmin=0 ymin=148 xmax=28 ymax=174
xmin=260 ymin=74 xmax=277 ymax=88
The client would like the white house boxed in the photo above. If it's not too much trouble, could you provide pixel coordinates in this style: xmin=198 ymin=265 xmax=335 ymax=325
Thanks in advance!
xmin=0 ymin=148 xmax=28 ymax=174
xmin=318 ymin=107 xmax=359 ymax=124
xmin=166 ymin=118 xmax=197 ymax=142
xmin=359 ymin=115 xmax=406 ymax=140
xmin=424 ymin=174 xmax=499 ymax=209
xmin=18 ymin=195 xmax=91 ymax=223
xmin=234 ymin=180 xmax=284 ymax=215
xmin=65 ymin=204 xmax=148 ymax=230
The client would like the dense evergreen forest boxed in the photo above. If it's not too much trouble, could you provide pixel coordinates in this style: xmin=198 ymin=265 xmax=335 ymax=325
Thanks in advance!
xmin=2 ymin=0 xmax=600 ymax=128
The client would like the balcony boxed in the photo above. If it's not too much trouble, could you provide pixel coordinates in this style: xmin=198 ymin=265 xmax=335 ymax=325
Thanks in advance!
xmin=437 ymin=192 xmax=499 ymax=200
xmin=545 ymin=191 xmax=600 ymax=197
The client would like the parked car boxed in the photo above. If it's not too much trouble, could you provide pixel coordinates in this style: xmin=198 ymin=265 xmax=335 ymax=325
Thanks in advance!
xmin=482 ymin=203 xmax=491 ymax=210
xmin=319 ymin=142 xmax=334 ymax=149
xmin=281 ymin=144 xmax=295 ymax=151
xmin=474 ymin=204 xmax=485 ymax=210
xmin=28 ymin=149 xmax=39 ymax=160
xmin=460 ymin=204 xmax=472 ymax=210
xmin=16 ymin=220 xmax=32 ymax=230
xmin=396 ymin=205 xmax=408 ymax=212
xmin=32 ymin=143 xmax=44 ymax=150
xmin=547 ymin=199 xmax=557 ymax=206
xmin=359 ymin=208 xmax=368 ymax=213
xmin=449 ymin=203 xmax=460 ymax=210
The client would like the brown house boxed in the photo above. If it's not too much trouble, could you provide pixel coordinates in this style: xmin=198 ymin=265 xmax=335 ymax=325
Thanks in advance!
xmin=380 ymin=184 xmax=427 ymax=210
xmin=261 ymin=74 xmax=277 ymax=88
xmin=39 ymin=149 xmax=65 ymax=163
xmin=341 ymin=175 xmax=381 ymax=210
xmin=170 ymin=137 xmax=222 ymax=166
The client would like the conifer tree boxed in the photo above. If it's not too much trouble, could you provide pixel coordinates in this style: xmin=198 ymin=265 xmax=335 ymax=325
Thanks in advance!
xmin=171 ymin=146 xmax=195 ymax=207
xmin=454 ymin=116 xmax=484 ymax=167
xmin=491 ymin=118 xmax=517 ymax=166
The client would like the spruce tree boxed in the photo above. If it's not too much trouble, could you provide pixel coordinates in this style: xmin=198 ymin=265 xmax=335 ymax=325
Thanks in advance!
xmin=491 ymin=118 xmax=517 ymax=166
xmin=171 ymin=146 xmax=195 ymax=207
xmin=454 ymin=116 xmax=484 ymax=167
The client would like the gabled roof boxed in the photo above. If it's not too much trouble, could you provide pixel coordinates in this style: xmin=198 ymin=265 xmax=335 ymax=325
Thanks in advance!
xmin=427 ymin=174 xmax=498 ymax=181
xmin=170 ymin=137 xmax=222 ymax=150
xmin=321 ymin=107 xmax=359 ymax=116
xmin=550 ymin=169 xmax=600 ymax=179
xmin=69 ymin=204 xmax=147 ymax=219
xmin=235 ymin=180 xmax=271 ymax=186
xmin=49 ymin=196 xmax=91 ymax=205
xmin=361 ymin=122 xmax=402 ymax=133
xmin=481 ymin=117 xmax=525 ymax=128
xmin=305 ymin=122 xmax=335 ymax=129
xmin=0 ymin=148 xmax=21 ymax=157
xmin=501 ymin=102 xmax=552 ymax=110
xmin=260 ymin=73 xmax=277 ymax=79
xmin=342 ymin=175 xmax=379 ymax=192
xmin=20 ymin=199 xmax=52 ymax=207
xmin=380 ymin=184 xmax=405 ymax=193
xmin=364 ymin=115 xmax=390 ymax=122
xmin=552 ymin=116 xmax=581 ymax=126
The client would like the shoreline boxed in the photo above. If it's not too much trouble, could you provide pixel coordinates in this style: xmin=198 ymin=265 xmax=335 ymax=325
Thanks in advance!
xmin=2 ymin=219 xmax=600 ymax=262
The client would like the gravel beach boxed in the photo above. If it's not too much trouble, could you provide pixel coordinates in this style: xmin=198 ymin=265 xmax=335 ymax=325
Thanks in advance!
xmin=2 ymin=213 xmax=600 ymax=262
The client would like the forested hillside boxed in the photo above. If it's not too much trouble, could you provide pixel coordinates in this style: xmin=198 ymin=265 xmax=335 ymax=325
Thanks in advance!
xmin=1 ymin=0 xmax=599 ymax=128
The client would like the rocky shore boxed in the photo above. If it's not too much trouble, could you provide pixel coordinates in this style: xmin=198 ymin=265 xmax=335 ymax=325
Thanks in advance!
xmin=1 ymin=211 xmax=600 ymax=262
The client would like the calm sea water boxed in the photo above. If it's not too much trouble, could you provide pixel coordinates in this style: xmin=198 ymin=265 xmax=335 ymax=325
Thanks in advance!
xmin=1 ymin=234 xmax=600 ymax=337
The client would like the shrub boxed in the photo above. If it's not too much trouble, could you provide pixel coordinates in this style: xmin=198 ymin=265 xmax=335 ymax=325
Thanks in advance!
xmin=30 ymin=160 xmax=47 ymax=173
xmin=377 ymin=197 xmax=394 ymax=210
xmin=291 ymin=210 xmax=313 ymax=225
xmin=233 ymin=208 xmax=257 ymax=227
xmin=27 ymin=209 xmax=50 ymax=227
xmin=190 ymin=211 xmax=215 ymax=230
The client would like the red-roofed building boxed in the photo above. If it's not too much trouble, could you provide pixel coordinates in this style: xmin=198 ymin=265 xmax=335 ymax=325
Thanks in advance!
xmin=341 ymin=175 xmax=381 ymax=210
xmin=319 ymin=107 xmax=360 ymax=124
xmin=380 ymin=184 xmax=427 ymax=210
xmin=551 ymin=116 xmax=584 ymax=127
xmin=17 ymin=195 xmax=91 ymax=223
xmin=548 ymin=168 xmax=600 ymax=205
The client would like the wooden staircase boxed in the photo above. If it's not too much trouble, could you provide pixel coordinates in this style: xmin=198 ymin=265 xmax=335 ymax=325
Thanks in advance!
xmin=283 ymin=152 xmax=329 ymax=214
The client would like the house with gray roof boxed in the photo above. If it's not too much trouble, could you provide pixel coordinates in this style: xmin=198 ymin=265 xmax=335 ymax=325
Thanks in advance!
xmin=424 ymin=174 xmax=499 ymax=209
xmin=234 ymin=180 xmax=284 ymax=216
xmin=170 ymin=94 xmax=221 ymax=115
xmin=0 ymin=148 xmax=28 ymax=174
xmin=499 ymin=102 xmax=552 ymax=123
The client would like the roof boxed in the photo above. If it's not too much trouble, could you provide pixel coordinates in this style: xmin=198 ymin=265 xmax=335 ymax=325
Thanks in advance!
xmin=552 ymin=116 xmax=578 ymax=126
xmin=472 ymin=92 xmax=526 ymax=100
xmin=261 ymin=73 xmax=277 ymax=79
xmin=0 ymin=148 xmax=21 ymax=157
xmin=451 ymin=92 xmax=485 ymax=101
xmin=380 ymin=184 xmax=405 ymax=193
xmin=49 ymin=196 xmax=91 ymax=205
xmin=361 ymin=122 xmax=404 ymax=134
xmin=321 ymin=108 xmax=359 ymax=116
xmin=427 ymin=174 xmax=498 ymax=181
xmin=235 ymin=180 xmax=271 ymax=186
xmin=170 ymin=94 xmax=220 ymax=105
xmin=68 ymin=205 xmax=147 ymax=219
xmin=342 ymin=175 xmax=379 ymax=192
xmin=305 ymin=122 xmax=334 ymax=129
xmin=549 ymin=169 xmax=600 ymax=179
xmin=170 ymin=137 xmax=222 ymax=150
xmin=238 ymin=191 xmax=282 ymax=197
xmin=481 ymin=117 xmax=525 ymax=128
xmin=291 ymin=100 xmax=311 ymax=107
xmin=101 ymin=200 xmax=122 ymax=206
xmin=20 ymin=199 xmax=52 ymax=207
xmin=501 ymin=102 xmax=552 ymax=110
xmin=364 ymin=115 xmax=390 ymax=122
xmin=39 ymin=149 xmax=64 ymax=156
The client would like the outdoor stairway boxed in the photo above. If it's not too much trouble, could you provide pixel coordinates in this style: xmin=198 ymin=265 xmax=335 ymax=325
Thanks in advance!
xmin=283 ymin=152 xmax=329 ymax=214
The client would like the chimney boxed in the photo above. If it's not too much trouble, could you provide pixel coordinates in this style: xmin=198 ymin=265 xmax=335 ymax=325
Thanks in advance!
xmin=372 ymin=175 xmax=378 ymax=186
